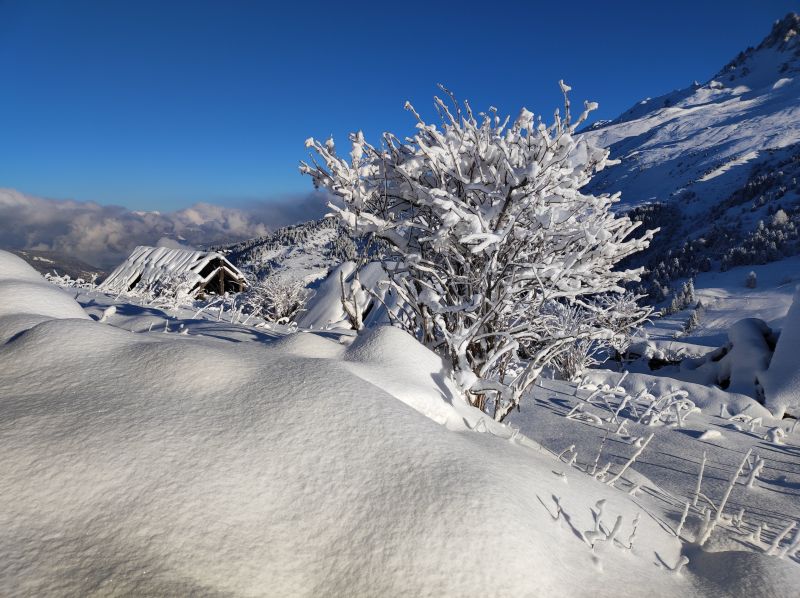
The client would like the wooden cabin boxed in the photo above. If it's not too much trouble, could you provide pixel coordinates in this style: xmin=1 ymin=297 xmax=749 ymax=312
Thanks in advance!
xmin=99 ymin=246 xmax=246 ymax=298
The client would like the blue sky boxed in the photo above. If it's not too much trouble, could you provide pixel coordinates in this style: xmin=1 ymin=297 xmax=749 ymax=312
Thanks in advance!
xmin=0 ymin=0 xmax=796 ymax=211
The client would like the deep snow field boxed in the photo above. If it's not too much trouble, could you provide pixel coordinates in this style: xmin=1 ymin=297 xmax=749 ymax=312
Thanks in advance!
xmin=2 ymin=249 xmax=800 ymax=597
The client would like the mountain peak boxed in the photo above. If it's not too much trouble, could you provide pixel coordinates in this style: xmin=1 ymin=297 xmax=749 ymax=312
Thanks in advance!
xmin=715 ymin=12 xmax=800 ymax=85
xmin=760 ymin=12 xmax=800 ymax=51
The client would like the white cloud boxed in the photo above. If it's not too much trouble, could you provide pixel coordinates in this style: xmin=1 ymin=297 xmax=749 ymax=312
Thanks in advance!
xmin=0 ymin=188 xmax=329 ymax=268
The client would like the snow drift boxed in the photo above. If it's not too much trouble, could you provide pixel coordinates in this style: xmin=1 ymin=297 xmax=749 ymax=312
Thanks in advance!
xmin=1 ymin=251 xmax=796 ymax=596
xmin=761 ymin=285 xmax=800 ymax=417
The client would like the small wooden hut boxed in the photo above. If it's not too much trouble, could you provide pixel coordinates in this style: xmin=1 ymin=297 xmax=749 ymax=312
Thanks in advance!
xmin=100 ymin=246 xmax=246 ymax=298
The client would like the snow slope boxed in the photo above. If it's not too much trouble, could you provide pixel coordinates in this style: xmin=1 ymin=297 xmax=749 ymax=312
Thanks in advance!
xmin=214 ymin=217 xmax=357 ymax=285
xmin=580 ymin=14 xmax=800 ymax=296
xmin=585 ymin=14 xmax=800 ymax=216
xmin=6 ymin=250 xmax=798 ymax=596
xmin=0 ymin=251 xmax=694 ymax=596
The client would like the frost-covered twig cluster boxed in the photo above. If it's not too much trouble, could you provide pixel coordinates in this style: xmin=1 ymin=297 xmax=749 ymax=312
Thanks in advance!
xmin=571 ymin=379 xmax=699 ymax=430
xmin=44 ymin=272 xmax=98 ymax=290
xmin=115 ymin=270 xmax=198 ymax=310
xmin=302 ymin=84 xmax=656 ymax=421
xmin=242 ymin=275 xmax=309 ymax=325
xmin=544 ymin=297 xmax=642 ymax=381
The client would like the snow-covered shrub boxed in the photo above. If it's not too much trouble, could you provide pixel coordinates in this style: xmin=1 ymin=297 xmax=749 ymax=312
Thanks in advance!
xmin=544 ymin=302 xmax=609 ymax=382
xmin=244 ymin=275 xmax=309 ymax=324
xmin=339 ymin=268 xmax=370 ymax=331
xmin=130 ymin=271 xmax=198 ymax=308
xmin=301 ymin=84 xmax=656 ymax=421
xmin=544 ymin=293 xmax=646 ymax=381
xmin=44 ymin=272 xmax=98 ymax=290
xmin=745 ymin=270 xmax=757 ymax=288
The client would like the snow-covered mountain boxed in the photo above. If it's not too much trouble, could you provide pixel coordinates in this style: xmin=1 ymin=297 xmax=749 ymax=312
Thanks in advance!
xmin=584 ymin=14 xmax=800 ymax=300
xmin=10 ymin=248 xmax=106 ymax=282
xmin=584 ymin=13 xmax=800 ymax=298
xmin=586 ymin=13 xmax=800 ymax=210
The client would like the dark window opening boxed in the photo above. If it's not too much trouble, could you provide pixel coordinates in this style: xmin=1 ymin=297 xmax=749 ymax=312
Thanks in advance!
xmin=127 ymin=273 xmax=142 ymax=291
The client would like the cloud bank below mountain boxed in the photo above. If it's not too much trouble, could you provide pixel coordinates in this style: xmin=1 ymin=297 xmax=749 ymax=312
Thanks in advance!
xmin=0 ymin=188 xmax=330 ymax=268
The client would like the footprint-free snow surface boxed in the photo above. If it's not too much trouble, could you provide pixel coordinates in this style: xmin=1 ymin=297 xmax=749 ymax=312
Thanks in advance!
xmin=1 ymin=250 xmax=799 ymax=597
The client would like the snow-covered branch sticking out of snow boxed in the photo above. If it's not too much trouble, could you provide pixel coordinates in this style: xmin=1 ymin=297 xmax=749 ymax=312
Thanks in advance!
xmin=301 ymin=84 xmax=657 ymax=421
xmin=45 ymin=271 xmax=98 ymax=290
xmin=606 ymin=433 xmax=654 ymax=487
xmin=697 ymin=448 xmax=752 ymax=546
xmin=692 ymin=452 xmax=707 ymax=508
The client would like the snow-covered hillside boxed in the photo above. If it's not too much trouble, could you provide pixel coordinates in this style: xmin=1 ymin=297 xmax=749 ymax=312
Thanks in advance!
xmin=586 ymin=13 xmax=800 ymax=213
xmin=583 ymin=14 xmax=800 ymax=297
xmin=10 ymin=249 xmax=106 ymax=282
xmin=213 ymin=217 xmax=358 ymax=285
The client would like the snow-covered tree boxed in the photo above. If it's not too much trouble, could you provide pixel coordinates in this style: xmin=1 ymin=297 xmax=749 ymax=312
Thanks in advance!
xmin=667 ymin=278 xmax=697 ymax=314
xmin=301 ymin=84 xmax=657 ymax=421
xmin=745 ymin=270 xmax=758 ymax=289
xmin=684 ymin=309 xmax=701 ymax=333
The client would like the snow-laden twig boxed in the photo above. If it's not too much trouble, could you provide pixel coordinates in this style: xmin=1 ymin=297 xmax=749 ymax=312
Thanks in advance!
xmin=675 ymin=501 xmax=691 ymax=539
xmin=768 ymin=522 xmax=796 ymax=556
xmin=692 ymin=451 xmax=707 ymax=508
xmin=779 ymin=525 xmax=800 ymax=558
xmin=594 ymin=462 xmax=611 ymax=481
xmin=625 ymin=513 xmax=640 ymax=550
xmin=697 ymin=448 xmax=752 ymax=546
xmin=557 ymin=445 xmax=576 ymax=462
xmin=584 ymin=500 xmax=624 ymax=548
xmin=589 ymin=433 xmax=608 ymax=476
xmin=670 ymin=555 xmax=690 ymax=575
xmin=732 ymin=508 xmax=746 ymax=529
xmin=698 ymin=492 xmax=718 ymax=514
xmin=745 ymin=455 xmax=764 ymax=489
xmin=606 ymin=433 xmax=654 ymax=487
xmin=765 ymin=427 xmax=786 ymax=445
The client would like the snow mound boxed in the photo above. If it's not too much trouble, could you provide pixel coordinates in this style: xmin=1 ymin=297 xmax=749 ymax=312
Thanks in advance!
xmin=0 ymin=256 xmax=706 ymax=596
xmin=268 ymin=330 xmax=346 ymax=359
xmin=0 ymin=251 xmax=90 ymax=343
xmin=0 ymin=250 xmax=53 ymax=282
xmin=296 ymin=261 xmax=358 ymax=330
xmin=761 ymin=285 xmax=800 ymax=417
xmin=345 ymin=324 xmax=440 ymax=370
xmin=679 ymin=318 xmax=776 ymax=399
xmin=343 ymin=325 xmax=479 ymax=430
xmin=297 ymin=261 xmax=387 ymax=331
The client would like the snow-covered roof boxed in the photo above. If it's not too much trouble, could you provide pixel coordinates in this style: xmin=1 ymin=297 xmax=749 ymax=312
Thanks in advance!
xmin=99 ymin=246 xmax=246 ymax=296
